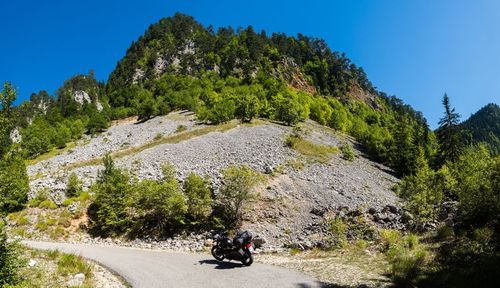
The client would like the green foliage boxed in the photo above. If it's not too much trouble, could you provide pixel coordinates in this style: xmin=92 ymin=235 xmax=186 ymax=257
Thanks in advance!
xmin=461 ymin=103 xmax=500 ymax=155
xmin=65 ymin=173 xmax=82 ymax=198
xmin=395 ymin=162 xmax=446 ymax=226
xmin=131 ymin=178 xmax=187 ymax=235
xmin=437 ymin=94 xmax=464 ymax=165
xmin=0 ymin=83 xmax=17 ymax=157
xmin=89 ymin=158 xmax=212 ymax=237
xmin=136 ymin=88 xmax=159 ymax=122
xmin=340 ymin=144 xmax=356 ymax=161
xmin=28 ymin=190 xmax=49 ymax=207
xmin=0 ymin=221 xmax=21 ymax=286
xmin=161 ymin=162 xmax=176 ymax=182
xmin=309 ymin=97 xmax=332 ymax=126
xmin=377 ymin=229 xmax=429 ymax=287
xmin=86 ymin=110 xmax=108 ymax=135
xmin=183 ymin=173 xmax=212 ymax=224
xmin=214 ymin=165 xmax=260 ymax=229
xmin=272 ymin=91 xmax=305 ymax=125
xmin=326 ymin=217 xmax=348 ymax=248
xmin=0 ymin=153 xmax=29 ymax=213
xmin=389 ymin=247 xmax=428 ymax=287
xmin=88 ymin=155 xmax=132 ymax=236
xmin=234 ymin=92 xmax=260 ymax=123
xmin=396 ymin=144 xmax=500 ymax=287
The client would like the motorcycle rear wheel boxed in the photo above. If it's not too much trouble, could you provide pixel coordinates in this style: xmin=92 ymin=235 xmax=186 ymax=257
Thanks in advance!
xmin=211 ymin=246 xmax=225 ymax=261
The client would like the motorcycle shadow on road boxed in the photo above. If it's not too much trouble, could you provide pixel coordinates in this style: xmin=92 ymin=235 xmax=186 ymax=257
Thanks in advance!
xmin=198 ymin=259 xmax=247 ymax=269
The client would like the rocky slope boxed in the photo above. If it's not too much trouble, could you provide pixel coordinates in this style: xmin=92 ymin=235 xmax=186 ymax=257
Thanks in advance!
xmin=27 ymin=111 xmax=399 ymax=249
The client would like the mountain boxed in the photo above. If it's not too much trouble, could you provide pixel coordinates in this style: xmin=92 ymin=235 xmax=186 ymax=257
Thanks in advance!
xmin=107 ymin=13 xmax=376 ymax=105
xmin=461 ymin=103 xmax=500 ymax=154
xmin=102 ymin=13 xmax=434 ymax=177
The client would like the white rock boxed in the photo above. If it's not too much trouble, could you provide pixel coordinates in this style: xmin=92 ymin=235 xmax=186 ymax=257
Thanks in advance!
xmin=28 ymin=259 xmax=37 ymax=267
xmin=73 ymin=91 xmax=91 ymax=105
xmin=74 ymin=273 xmax=86 ymax=281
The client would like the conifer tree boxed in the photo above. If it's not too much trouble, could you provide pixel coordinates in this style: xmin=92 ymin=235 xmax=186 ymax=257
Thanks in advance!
xmin=437 ymin=94 xmax=463 ymax=165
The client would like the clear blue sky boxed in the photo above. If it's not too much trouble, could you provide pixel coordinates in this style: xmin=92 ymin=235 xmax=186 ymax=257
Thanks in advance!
xmin=1 ymin=0 xmax=499 ymax=128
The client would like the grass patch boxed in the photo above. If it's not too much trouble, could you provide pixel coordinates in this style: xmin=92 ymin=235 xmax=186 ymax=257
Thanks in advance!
xmin=57 ymin=253 xmax=92 ymax=277
xmin=27 ymin=142 xmax=77 ymax=166
xmin=66 ymin=120 xmax=254 ymax=170
xmin=16 ymin=248 xmax=95 ymax=287
xmin=175 ymin=124 xmax=188 ymax=133
xmin=285 ymin=158 xmax=305 ymax=171
xmin=285 ymin=134 xmax=338 ymax=163
xmin=39 ymin=200 xmax=58 ymax=209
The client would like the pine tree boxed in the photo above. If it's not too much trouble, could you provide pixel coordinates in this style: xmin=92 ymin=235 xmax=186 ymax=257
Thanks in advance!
xmin=437 ymin=94 xmax=463 ymax=165
xmin=0 ymin=83 xmax=16 ymax=157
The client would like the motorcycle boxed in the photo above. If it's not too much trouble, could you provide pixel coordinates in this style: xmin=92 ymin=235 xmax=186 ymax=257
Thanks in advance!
xmin=211 ymin=230 xmax=256 ymax=266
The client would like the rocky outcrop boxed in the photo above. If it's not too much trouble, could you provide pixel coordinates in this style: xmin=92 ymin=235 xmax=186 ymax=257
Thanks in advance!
xmin=10 ymin=128 xmax=22 ymax=143
xmin=273 ymin=57 xmax=317 ymax=95
xmin=73 ymin=91 xmax=92 ymax=105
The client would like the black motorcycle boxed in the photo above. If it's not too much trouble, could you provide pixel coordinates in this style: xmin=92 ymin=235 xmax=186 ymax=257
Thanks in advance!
xmin=211 ymin=230 xmax=256 ymax=266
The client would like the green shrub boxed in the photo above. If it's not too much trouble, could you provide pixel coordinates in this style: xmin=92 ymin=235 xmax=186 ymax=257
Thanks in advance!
xmin=0 ymin=221 xmax=21 ymax=286
xmin=340 ymin=144 xmax=357 ymax=161
xmin=235 ymin=93 xmax=260 ymax=123
xmin=86 ymin=111 xmax=108 ymax=135
xmin=214 ymin=166 xmax=261 ymax=229
xmin=53 ymin=123 xmax=71 ymax=149
xmin=0 ymin=154 xmax=29 ymax=213
xmin=61 ymin=198 xmax=75 ymax=207
xmin=435 ymin=225 xmax=454 ymax=240
xmin=77 ymin=191 xmax=91 ymax=202
xmin=65 ymin=172 xmax=82 ymax=198
xmin=379 ymin=229 xmax=402 ymax=253
xmin=88 ymin=155 xmax=132 ymax=236
xmin=131 ymin=178 xmax=187 ymax=235
xmin=161 ymin=162 xmax=176 ymax=182
xmin=183 ymin=173 xmax=212 ymax=224
xmin=389 ymin=248 xmax=428 ymax=287
xmin=16 ymin=217 xmax=29 ymax=226
xmin=326 ymin=217 xmax=347 ymax=248
xmin=272 ymin=92 xmax=304 ymax=126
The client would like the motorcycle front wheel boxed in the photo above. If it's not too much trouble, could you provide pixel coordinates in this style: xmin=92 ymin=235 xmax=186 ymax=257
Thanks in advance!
xmin=211 ymin=246 xmax=225 ymax=261
xmin=241 ymin=253 xmax=253 ymax=266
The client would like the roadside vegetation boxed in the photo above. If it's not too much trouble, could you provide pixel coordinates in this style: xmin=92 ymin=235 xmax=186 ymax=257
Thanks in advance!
xmin=87 ymin=155 xmax=262 ymax=238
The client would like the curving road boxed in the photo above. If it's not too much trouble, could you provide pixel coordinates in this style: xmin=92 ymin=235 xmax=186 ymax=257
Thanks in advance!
xmin=24 ymin=241 xmax=323 ymax=288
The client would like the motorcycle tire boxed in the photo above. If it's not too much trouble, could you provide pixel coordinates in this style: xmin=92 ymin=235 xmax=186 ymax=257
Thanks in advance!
xmin=241 ymin=253 xmax=253 ymax=266
xmin=211 ymin=246 xmax=225 ymax=261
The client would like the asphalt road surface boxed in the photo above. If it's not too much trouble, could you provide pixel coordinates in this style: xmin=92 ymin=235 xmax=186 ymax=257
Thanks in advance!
xmin=24 ymin=241 xmax=324 ymax=288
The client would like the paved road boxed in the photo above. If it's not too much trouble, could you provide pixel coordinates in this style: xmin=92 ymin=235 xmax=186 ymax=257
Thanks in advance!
xmin=24 ymin=241 xmax=323 ymax=288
